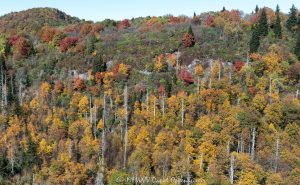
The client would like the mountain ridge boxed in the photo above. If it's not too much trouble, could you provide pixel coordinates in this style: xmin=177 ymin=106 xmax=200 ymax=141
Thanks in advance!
xmin=0 ymin=7 xmax=81 ymax=33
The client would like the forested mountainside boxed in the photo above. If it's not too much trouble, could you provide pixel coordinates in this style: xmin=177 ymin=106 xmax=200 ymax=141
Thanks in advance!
xmin=0 ymin=5 xmax=300 ymax=184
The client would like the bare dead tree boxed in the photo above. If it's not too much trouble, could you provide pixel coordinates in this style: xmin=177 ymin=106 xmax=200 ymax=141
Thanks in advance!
xmin=251 ymin=128 xmax=256 ymax=160
xmin=181 ymin=97 xmax=184 ymax=126
xmin=229 ymin=154 xmax=235 ymax=184
xmin=274 ymin=137 xmax=280 ymax=173
xmin=123 ymin=85 xmax=128 ymax=169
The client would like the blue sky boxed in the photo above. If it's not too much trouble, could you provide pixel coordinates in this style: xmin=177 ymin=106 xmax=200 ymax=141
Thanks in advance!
xmin=0 ymin=0 xmax=299 ymax=22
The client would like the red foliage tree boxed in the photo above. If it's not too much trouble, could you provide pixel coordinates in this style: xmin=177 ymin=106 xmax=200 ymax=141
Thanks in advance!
xmin=182 ymin=33 xmax=195 ymax=48
xmin=117 ymin=19 xmax=131 ymax=30
xmin=234 ymin=60 xmax=245 ymax=72
xmin=8 ymin=35 xmax=20 ymax=46
xmin=14 ymin=37 xmax=31 ymax=59
xmin=59 ymin=37 xmax=78 ymax=52
xmin=168 ymin=16 xmax=186 ymax=24
xmin=205 ymin=15 xmax=215 ymax=27
xmin=93 ymin=23 xmax=104 ymax=33
xmin=112 ymin=64 xmax=119 ymax=79
xmin=220 ymin=10 xmax=241 ymax=23
xmin=95 ymin=72 xmax=104 ymax=84
xmin=73 ymin=77 xmax=86 ymax=91
xmin=248 ymin=87 xmax=257 ymax=95
xmin=158 ymin=84 xmax=165 ymax=96
xmin=54 ymin=80 xmax=64 ymax=94
xmin=80 ymin=23 xmax=93 ymax=36
xmin=179 ymin=69 xmax=194 ymax=84
xmin=40 ymin=26 xmax=58 ymax=43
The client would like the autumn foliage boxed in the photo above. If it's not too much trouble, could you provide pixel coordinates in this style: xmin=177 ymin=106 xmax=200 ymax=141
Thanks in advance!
xmin=59 ymin=37 xmax=78 ymax=52
xmin=73 ymin=77 xmax=86 ymax=91
xmin=179 ymin=69 xmax=194 ymax=84
xmin=13 ymin=37 xmax=32 ymax=59
xmin=205 ymin=15 xmax=215 ymax=27
xmin=235 ymin=60 xmax=245 ymax=72
xmin=117 ymin=19 xmax=131 ymax=30
xmin=40 ymin=26 xmax=58 ymax=43
xmin=182 ymin=33 xmax=195 ymax=48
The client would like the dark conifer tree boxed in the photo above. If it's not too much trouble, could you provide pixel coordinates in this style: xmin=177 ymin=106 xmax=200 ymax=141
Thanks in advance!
xmin=221 ymin=7 xmax=226 ymax=12
xmin=0 ymin=55 xmax=6 ymax=71
xmin=258 ymin=8 xmax=268 ymax=36
xmin=295 ymin=31 xmax=300 ymax=60
xmin=92 ymin=53 xmax=106 ymax=75
xmin=255 ymin=5 xmax=259 ymax=14
xmin=274 ymin=5 xmax=282 ymax=39
xmin=85 ymin=34 xmax=97 ymax=55
xmin=286 ymin=4 xmax=298 ymax=32
xmin=250 ymin=27 xmax=260 ymax=53
xmin=188 ymin=25 xmax=194 ymax=37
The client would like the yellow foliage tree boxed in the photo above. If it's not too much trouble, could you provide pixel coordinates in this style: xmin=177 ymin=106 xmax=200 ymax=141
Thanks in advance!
xmin=78 ymin=95 xmax=89 ymax=113
xmin=237 ymin=171 xmax=258 ymax=185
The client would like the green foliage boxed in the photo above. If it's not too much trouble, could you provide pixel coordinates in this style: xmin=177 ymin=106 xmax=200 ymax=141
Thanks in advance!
xmin=258 ymin=8 xmax=268 ymax=36
xmin=0 ymin=8 xmax=80 ymax=33
xmin=92 ymin=53 xmax=106 ymax=75
xmin=274 ymin=5 xmax=282 ymax=39
xmin=255 ymin=5 xmax=259 ymax=14
xmin=286 ymin=5 xmax=298 ymax=32
xmin=0 ymin=35 xmax=9 ymax=56
xmin=238 ymin=107 xmax=261 ymax=128
xmin=85 ymin=34 xmax=98 ymax=55
xmin=295 ymin=31 xmax=300 ymax=60
xmin=188 ymin=25 xmax=194 ymax=36
xmin=250 ymin=26 xmax=260 ymax=53
xmin=108 ymin=170 xmax=133 ymax=185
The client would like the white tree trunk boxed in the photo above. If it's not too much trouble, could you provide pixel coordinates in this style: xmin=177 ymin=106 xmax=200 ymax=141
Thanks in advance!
xmin=146 ymin=89 xmax=149 ymax=112
xmin=218 ymin=62 xmax=221 ymax=81
xmin=161 ymin=93 xmax=165 ymax=116
xmin=123 ymin=85 xmax=128 ymax=169
xmin=181 ymin=98 xmax=184 ymax=126
xmin=229 ymin=154 xmax=234 ymax=184
xmin=197 ymin=77 xmax=200 ymax=93
xmin=153 ymin=96 xmax=156 ymax=117
xmin=274 ymin=137 xmax=280 ymax=172
xmin=96 ymin=94 xmax=106 ymax=185
xmin=251 ymin=128 xmax=256 ymax=160
xmin=89 ymin=96 xmax=93 ymax=125
xmin=269 ymin=78 xmax=272 ymax=104
xmin=18 ymin=79 xmax=23 ymax=106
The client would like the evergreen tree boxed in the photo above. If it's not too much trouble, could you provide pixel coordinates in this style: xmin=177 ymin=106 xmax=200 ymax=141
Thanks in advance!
xmin=286 ymin=5 xmax=298 ymax=32
xmin=258 ymin=8 xmax=268 ymax=36
xmin=85 ymin=34 xmax=98 ymax=55
xmin=0 ymin=55 xmax=6 ymax=71
xmin=250 ymin=27 xmax=260 ymax=53
xmin=21 ymin=135 xmax=40 ymax=170
xmin=221 ymin=7 xmax=226 ymax=12
xmin=295 ymin=31 xmax=300 ymax=60
xmin=188 ymin=25 xmax=194 ymax=37
xmin=92 ymin=53 xmax=106 ymax=75
xmin=255 ymin=5 xmax=259 ymax=14
xmin=274 ymin=5 xmax=282 ymax=39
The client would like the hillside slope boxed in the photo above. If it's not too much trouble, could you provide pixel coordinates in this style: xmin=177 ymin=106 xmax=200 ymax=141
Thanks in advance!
xmin=0 ymin=8 xmax=81 ymax=33
xmin=0 ymin=6 xmax=299 ymax=185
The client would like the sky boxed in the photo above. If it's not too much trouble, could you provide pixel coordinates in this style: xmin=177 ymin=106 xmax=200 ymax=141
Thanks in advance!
xmin=0 ymin=0 xmax=299 ymax=22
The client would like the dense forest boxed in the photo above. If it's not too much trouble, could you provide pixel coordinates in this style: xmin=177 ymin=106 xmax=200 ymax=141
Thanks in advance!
xmin=0 ymin=5 xmax=300 ymax=185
